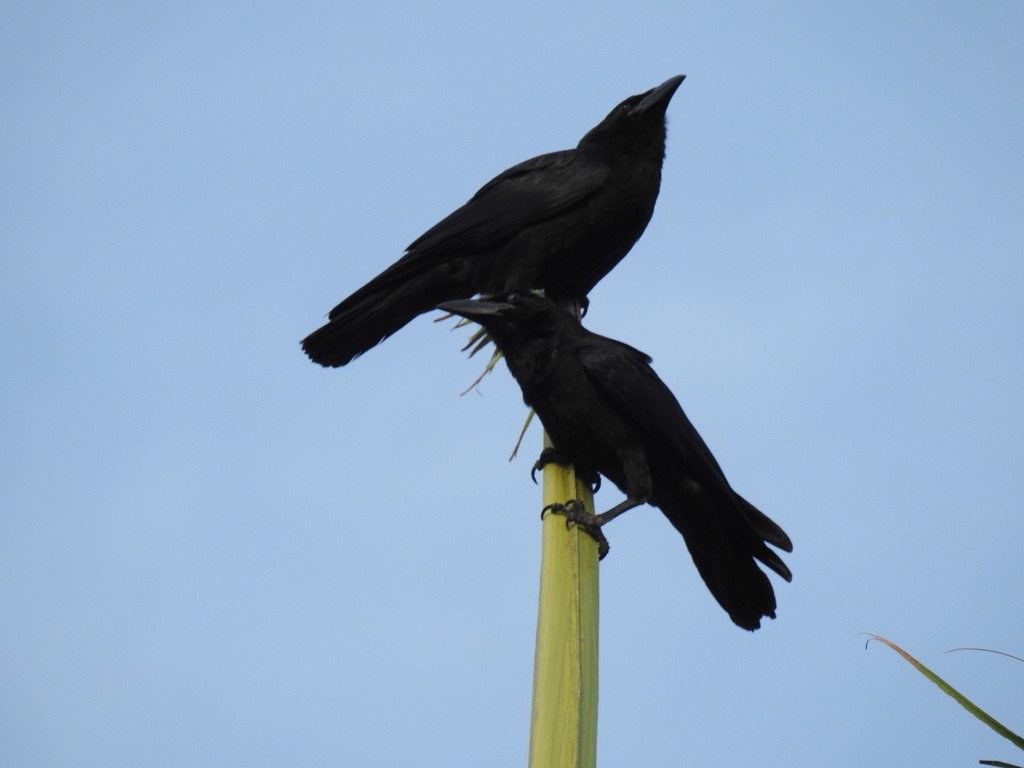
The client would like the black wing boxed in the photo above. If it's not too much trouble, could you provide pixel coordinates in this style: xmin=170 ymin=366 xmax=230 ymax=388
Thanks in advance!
xmin=406 ymin=149 xmax=610 ymax=256
xmin=324 ymin=151 xmax=611 ymax=320
xmin=577 ymin=338 xmax=731 ymax=490
xmin=578 ymin=337 xmax=793 ymax=574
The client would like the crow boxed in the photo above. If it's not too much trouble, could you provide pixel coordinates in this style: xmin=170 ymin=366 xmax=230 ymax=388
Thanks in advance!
xmin=302 ymin=75 xmax=684 ymax=367
xmin=439 ymin=293 xmax=792 ymax=631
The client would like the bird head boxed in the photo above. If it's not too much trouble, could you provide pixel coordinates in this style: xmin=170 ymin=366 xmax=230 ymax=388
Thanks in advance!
xmin=578 ymin=74 xmax=685 ymax=150
xmin=439 ymin=293 xmax=576 ymax=349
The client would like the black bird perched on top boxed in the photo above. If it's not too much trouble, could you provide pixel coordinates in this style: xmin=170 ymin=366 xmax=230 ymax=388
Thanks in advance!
xmin=439 ymin=293 xmax=793 ymax=631
xmin=302 ymin=75 xmax=685 ymax=367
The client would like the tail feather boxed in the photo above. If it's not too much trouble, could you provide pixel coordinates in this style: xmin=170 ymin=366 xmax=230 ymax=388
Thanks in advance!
xmin=737 ymin=494 xmax=793 ymax=581
xmin=302 ymin=258 xmax=469 ymax=367
xmin=660 ymin=490 xmax=792 ymax=631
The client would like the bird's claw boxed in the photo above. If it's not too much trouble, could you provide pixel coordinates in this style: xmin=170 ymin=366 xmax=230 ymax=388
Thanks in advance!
xmin=540 ymin=500 xmax=610 ymax=559
xmin=531 ymin=447 xmax=563 ymax=484
xmin=531 ymin=449 xmax=601 ymax=494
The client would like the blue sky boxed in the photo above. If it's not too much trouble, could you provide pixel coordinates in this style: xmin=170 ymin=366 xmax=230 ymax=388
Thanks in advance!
xmin=3 ymin=2 xmax=1022 ymax=766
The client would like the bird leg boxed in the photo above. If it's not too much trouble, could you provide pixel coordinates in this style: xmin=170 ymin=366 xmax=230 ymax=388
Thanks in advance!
xmin=540 ymin=498 xmax=644 ymax=560
xmin=531 ymin=447 xmax=601 ymax=493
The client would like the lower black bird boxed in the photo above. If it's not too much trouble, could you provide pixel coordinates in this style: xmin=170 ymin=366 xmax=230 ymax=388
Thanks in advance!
xmin=302 ymin=75 xmax=684 ymax=367
xmin=439 ymin=294 xmax=792 ymax=631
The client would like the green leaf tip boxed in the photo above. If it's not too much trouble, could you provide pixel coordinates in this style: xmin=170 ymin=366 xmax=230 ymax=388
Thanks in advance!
xmin=862 ymin=634 xmax=1024 ymax=752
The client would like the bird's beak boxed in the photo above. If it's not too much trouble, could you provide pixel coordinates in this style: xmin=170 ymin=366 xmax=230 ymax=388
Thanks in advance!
xmin=437 ymin=298 xmax=512 ymax=322
xmin=632 ymin=74 xmax=685 ymax=115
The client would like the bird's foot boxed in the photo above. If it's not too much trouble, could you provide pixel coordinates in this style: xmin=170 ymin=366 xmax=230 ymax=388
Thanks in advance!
xmin=531 ymin=448 xmax=601 ymax=493
xmin=531 ymin=447 xmax=566 ymax=484
xmin=541 ymin=499 xmax=610 ymax=560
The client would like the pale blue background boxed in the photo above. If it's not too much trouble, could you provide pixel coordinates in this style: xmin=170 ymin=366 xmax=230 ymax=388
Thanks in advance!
xmin=3 ymin=2 xmax=1022 ymax=766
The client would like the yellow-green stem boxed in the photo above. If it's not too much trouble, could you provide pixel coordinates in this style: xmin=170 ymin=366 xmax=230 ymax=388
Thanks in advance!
xmin=528 ymin=432 xmax=599 ymax=768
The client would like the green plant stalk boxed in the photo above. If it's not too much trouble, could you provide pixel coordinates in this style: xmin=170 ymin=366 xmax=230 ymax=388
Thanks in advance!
xmin=528 ymin=432 xmax=599 ymax=768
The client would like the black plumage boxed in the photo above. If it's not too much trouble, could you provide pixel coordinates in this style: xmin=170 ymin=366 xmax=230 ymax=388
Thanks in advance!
xmin=303 ymin=75 xmax=684 ymax=367
xmin=440 ymin=293 xmax=792 ymax=631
